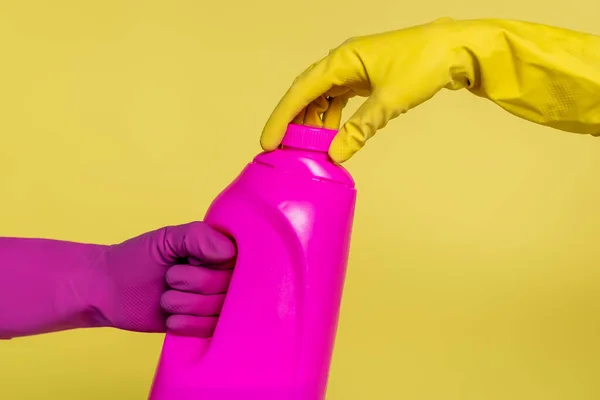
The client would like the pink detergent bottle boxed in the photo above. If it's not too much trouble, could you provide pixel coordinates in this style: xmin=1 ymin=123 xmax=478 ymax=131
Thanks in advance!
xmin=149 ymin=124 xmax=357 ymax=400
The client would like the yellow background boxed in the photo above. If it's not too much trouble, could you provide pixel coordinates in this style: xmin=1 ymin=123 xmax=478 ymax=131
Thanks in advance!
xmin=1 ymin=1 xmax=600 ymax=399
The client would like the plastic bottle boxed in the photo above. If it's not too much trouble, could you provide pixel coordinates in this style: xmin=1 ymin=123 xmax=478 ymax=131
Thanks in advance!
xmin=148 ymin=123 xmax=357 ymax=400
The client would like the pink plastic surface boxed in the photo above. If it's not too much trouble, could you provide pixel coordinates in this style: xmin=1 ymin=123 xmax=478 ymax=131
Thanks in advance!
xmin=149 ymin=124 xmax=357 ymax=400
xmin=280 ymin=123 xmax=338 ymax=152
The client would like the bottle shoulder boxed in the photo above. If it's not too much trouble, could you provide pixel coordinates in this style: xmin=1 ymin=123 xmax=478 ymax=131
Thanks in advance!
xmin=252 ymin=149 xmax=355 ymax=188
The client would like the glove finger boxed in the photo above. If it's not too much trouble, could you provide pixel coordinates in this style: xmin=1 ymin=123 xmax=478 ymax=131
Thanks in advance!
xmin=166 ymin=264 xmax=233 ymax=294
xmin=322 ymin=92 xmax=355 ymax=130
xmin=329 ymin=67 xmax=454 ymax=163
xmin=261 ymin=50 xmax=363 ymax=151
xmin=324 ymin=85 xmax=352 ymax=98
xmin=187 ymin=257 xmax=235 ymax=270
xmin=303 ymin=95 xmax=329 ymax=127
xmin=292 ymin=107 xmax=307 ymax=125
xmin=328 ymin=90 xmax=397 ymax=163
xmin=261 ymin=78 xmax=333 ymax=150
xmin=166 ymin=315 xmax=218 ymax=337
xmin=161 ymin=222 xmax=236 ymax=264
xmin=295 ymin=87 xmax=355 ymax=128
xmin=161 ymin=290 xmax=226 ymax=317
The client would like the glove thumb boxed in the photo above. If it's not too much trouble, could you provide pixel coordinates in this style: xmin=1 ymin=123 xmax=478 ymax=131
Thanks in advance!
xmin=328 ymin=90 xmax=398 ymax=163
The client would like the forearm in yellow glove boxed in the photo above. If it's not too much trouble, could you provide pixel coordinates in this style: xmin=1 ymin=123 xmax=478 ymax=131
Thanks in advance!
xmin=261 ymin=18 xmax=600 ymax=163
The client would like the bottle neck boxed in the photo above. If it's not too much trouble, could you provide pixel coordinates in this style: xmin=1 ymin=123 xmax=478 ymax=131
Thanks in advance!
xmin=280 ymin=124 xmax=337 ymax=153
xmin=280 ymin=144 xmax=331 ymax=159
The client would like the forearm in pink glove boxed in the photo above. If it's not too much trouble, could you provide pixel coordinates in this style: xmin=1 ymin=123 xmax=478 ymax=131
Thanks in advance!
xmin=0 ymin=222 xmax=236 ymax=339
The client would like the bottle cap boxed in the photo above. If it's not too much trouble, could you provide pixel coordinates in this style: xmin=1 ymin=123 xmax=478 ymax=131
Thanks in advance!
xmin=281 ymin=124 xmax=337 ymax=152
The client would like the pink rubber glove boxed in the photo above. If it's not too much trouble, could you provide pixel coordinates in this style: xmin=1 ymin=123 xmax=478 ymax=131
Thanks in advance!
xmin=0 ymin=222 xmax=236 ymax=339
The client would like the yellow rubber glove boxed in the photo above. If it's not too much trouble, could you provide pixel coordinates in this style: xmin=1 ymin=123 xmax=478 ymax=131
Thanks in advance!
xmin=261 ymin=18 xmax=600 ymax=163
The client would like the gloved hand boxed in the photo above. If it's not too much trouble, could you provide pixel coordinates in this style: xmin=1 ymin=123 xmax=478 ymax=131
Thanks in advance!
xmin=0 ymin=222 xmax=236 ymax=339
xmin=261 ymin=18 xmax=600 ymax=163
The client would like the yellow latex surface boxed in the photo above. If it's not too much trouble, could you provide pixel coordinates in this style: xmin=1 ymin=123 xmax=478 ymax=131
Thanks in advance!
xmin=262 ymin=18 xmax=600 ymax=162
xmin=2 ymin=1 xmax=600 ymax=399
